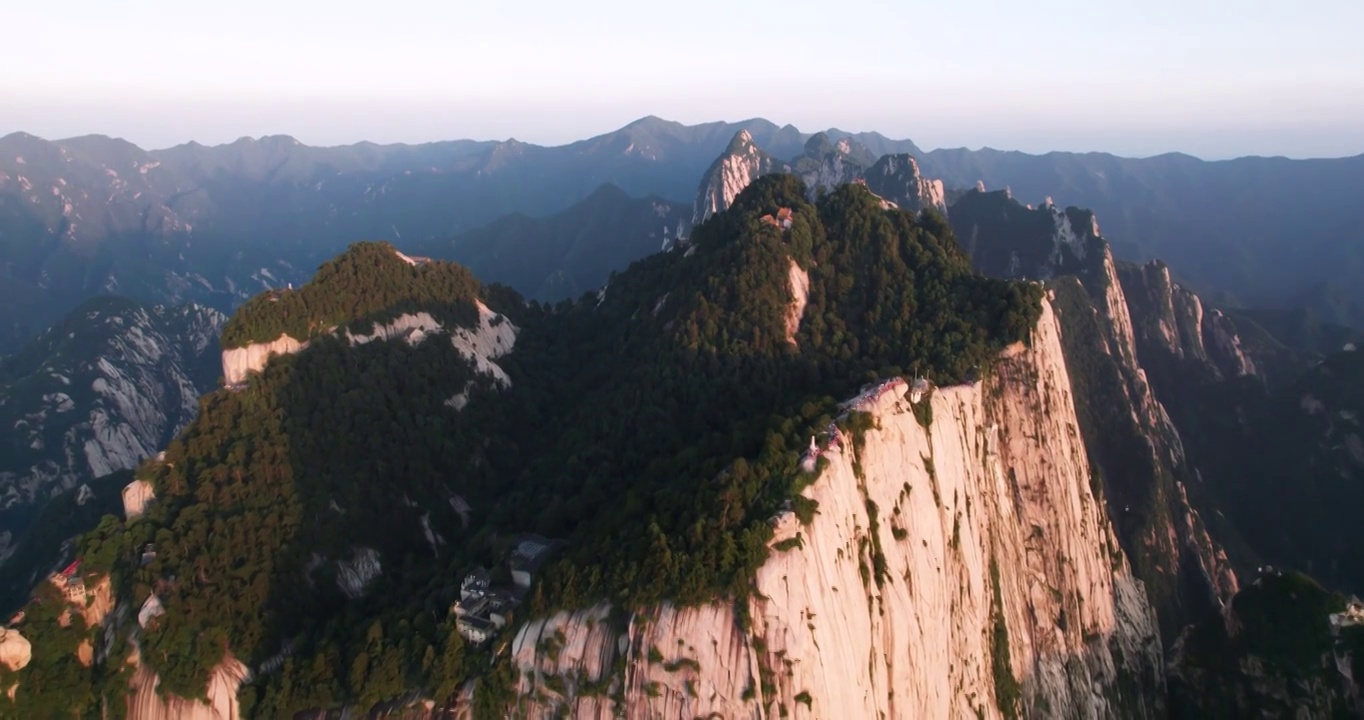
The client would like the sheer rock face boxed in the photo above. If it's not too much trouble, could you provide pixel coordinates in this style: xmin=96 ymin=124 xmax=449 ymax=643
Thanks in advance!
xmin=690 ymin=136 xmax=948 ymax=236
xmin=459 ymin=298 xmax=1166 ymax=719
xmin=126 ymin=651 xmax=249 ymax=720
xmin=1117 ymin=259 xmax=1285 ymax=384
xmin=691 ymin=131 xmax=790 ymax=228
xmin=863 ymin=154 xmax=948 ymax=215
xmin=220 ymin=333 xmax=307 ymax=385
xmin=949 ymin=193 xmax=1241 ymax=635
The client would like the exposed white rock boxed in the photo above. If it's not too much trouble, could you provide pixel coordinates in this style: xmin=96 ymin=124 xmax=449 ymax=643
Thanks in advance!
xmin=221 ymin=334 xmax=307 ymax=386
xmin=43 ymin=392 xmax=75 ymax=412
xmin=692 ymin=131 xmax=788 ymax=228
xmin=449 ymin=301 xmax=518 ymax=388
xmin=0 ymin=629 xmax=31 ymax=671
xmin=796 ymin=151 xmax=859 ymax=199
xmin=138 ymin=594 xmax=165 ymax=628
xmin=83 ymin=408 xmax=154 ymax=478
xmin=444 ymin=392 xmax=470 ymax=411
xmin=1098 ymin=248 xmax=1141 ymax=369
xmin=74 ymin=483 xmax=95 ymax=506
xmin=223 ymin=301 xmax=516 ymax=392
xmin=122 ymin=478 xmax=157 ymax=519
xmin=489 ymin=298 xmax=1164 ymax=719
xmin=1046 ymin=204 xmax=1091 ymax=273
xmin=862 ymin=154 xmax=948 ymax=215
xmin=785 ymin=259 xmax=809 ymax=346
xmin=127 ymin=650 xmax=249 ymax=720
xmin=347 ymin=312 xmax=445 ymax=346
xmin=336 ymin=547 xmax=382 ymax=598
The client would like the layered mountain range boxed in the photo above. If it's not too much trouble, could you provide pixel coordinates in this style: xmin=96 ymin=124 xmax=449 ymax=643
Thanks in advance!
xmin=0 ymin=164 xmax=1359 ymax=717
xmin=0 ymin=117 xmax=1362 ymax=718
xmin=3 ymin=116 xmax=1360 ymax=355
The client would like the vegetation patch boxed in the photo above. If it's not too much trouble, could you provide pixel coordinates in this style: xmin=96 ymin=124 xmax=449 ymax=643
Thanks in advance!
xmin=8 ymin=176 xmax=1044 ymax=715
xmin=773 ymin=534 xmax=804 ymax=552
xmin=989 ymin=555 xmax=1021 ymax=719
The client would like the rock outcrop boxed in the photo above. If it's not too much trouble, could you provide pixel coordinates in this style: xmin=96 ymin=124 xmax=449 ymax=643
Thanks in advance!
xmin=949 ymin=191 xmax=1242 ymax=637
xmin=220 ymin=333 xmax=307 ymax=386
xmin=690 ymin=134 xmax=950 ymax=235
xmin=0 ymin=628 xmax=31 ymax=671
xmin=127 ymin=651 xmax=250 ymax=720
xmin=221 ymin=302 xmax=517 ymax=389
xmin=122 ymin=478 xmax=157 ymax=520
xmin=336 ymin=547 xmax=382 ymax=599
xmin=863 ymin=153 xmax=948 ymax=215
xmin=465 ymin=297 xmax=1165 ymax=718
xmin=691 ymin=131 xmax=791 ymax=228
xmin=790 ymin=133 xmax=872 ymax=199
xmin=784 ymin=259 xmax=809 ymax=346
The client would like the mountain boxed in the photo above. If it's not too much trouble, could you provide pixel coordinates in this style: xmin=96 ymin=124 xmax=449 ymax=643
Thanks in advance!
xmin=0 ymin=177 xmax=1187 ymax=718
xmin=790 ymin=132 xmax=876 ymax=193
xmin=3 ymin=116 xmax=1360 ymax=352
xmin=1 ymin=164 xmax=1361 ymax=717
xmin=917 ymin=148 xmax=1364 ymax=328
xmin=1201 ymin=344 xmax=1364 ymax=591
xmin=428 ymin=184 xmax=688 ymax=302
xmin=690 ymin=131 xmax=946 ymax=230
xmin=947 ymin=189 xmax=1242 ymax=639
xmin=0 ymin=296 xmax=224 ymax=566
xmin=0 ymin=118 xmax=925 ymax=354
xmin=947 ymin=185 xmax=1364 ymax=661
xmin=862 ymin=153 xmax=948 ymax=215
xmin=684 ymin=128 xmax=1364 ymax=330
xmin=690 ymin=130 xmax=791 ymax=228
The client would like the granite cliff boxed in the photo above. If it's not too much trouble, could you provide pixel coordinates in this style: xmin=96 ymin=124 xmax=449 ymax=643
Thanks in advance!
xmin=450 ymin=298 xmax=1166 ymax=719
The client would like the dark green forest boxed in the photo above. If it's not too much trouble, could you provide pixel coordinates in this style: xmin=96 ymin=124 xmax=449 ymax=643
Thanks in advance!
xmin=3 ymin=175 xmax=1044 ymax=717
xmin=220 ymin=243 xmax=483 ymax=348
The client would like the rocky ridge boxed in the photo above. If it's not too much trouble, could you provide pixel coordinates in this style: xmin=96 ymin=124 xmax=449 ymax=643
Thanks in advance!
xmin=453 ymin=298 xmax=1166 ymax=719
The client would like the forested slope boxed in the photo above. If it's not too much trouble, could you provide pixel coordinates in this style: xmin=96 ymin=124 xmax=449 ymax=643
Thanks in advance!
xmin=1 ymin=175 xmax=1045 ymax=717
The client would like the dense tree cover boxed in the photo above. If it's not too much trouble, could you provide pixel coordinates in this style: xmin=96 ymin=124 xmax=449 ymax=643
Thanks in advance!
xmin=219 ymin=242 xmax=482 ymax=348
xmin=1169 ymin=570 xmax=1360 ymax=718
xmin=0 ymin=578 xmax=133 ymax=719
xmin=499 ymin=176 xmax=1042 ymax=612
xmin=11 ymin=175 xmax=1043 ymax=715
xmin=112 ymin=332 xmax=493 ymax=714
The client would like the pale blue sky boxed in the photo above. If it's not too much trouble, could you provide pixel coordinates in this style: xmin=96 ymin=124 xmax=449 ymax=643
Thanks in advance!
xmin=2 ymin=0 xmax=1361 ymax=158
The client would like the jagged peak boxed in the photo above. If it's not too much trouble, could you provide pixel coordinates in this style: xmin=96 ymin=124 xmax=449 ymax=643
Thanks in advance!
xmin=867 ymin=153 xmax=923 ymax=177
xmin=725 ymin=129 xmax=757 ymax=154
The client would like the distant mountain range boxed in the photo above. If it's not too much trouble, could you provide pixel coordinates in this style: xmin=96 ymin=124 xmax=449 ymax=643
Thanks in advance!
xmin=0 ymin=116 xmax=1360 ymax=355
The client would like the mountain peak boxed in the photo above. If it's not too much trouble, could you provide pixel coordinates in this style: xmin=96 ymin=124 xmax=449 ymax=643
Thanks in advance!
xmin=726 ymin=129 xmax=757 ymax=153
xmin=803 ymin=132 xmax=834 ymax=157
xmin=624 ymin=114 xmax=675 ymax=130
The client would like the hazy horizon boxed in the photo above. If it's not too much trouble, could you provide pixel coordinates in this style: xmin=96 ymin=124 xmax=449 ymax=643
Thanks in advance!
xmin=3 ymin=0 xmax=1362 ymax=161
